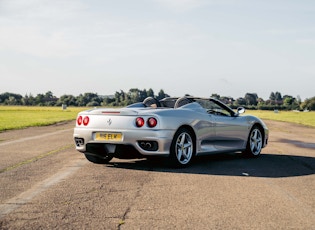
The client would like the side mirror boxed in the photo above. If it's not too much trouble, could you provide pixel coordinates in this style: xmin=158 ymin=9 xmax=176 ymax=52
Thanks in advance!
xmin=236 ymin=107 xmax=245 ymax=115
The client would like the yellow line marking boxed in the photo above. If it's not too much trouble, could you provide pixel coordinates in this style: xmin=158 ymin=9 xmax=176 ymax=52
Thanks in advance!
xmin=0 ymin=144 xmax=73 ymax=174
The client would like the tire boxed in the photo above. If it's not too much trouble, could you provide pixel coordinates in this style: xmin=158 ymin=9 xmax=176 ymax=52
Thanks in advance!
xmin=169 ymin=128 xmax=195 ymax=167
xmin=243 ymin=126 xmax=263 ymax=157
xmin=84 ymin=154 xmax=113 ymax=164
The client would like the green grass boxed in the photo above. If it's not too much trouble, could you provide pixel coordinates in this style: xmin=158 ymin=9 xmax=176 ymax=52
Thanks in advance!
xmin=244 ymin=110 xmax=315 ymax=127
xmin=0 ymin=106 xmax=87 ymax=132
xmin=0 ymin=106 xmax=314 ymax=132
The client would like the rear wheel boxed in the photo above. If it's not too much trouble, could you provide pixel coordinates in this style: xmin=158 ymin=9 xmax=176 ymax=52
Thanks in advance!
xmin=84 ymin=154 xmax=113 ymax=164
xmin=169 ymin=128 xmax=195 ymax=167
xmin=243 ymin=126 xmax=263 ymax=157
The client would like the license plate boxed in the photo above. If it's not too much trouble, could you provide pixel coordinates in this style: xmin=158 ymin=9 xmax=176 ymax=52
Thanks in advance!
xmin=95 ymin=132 xmax=122 ymax=141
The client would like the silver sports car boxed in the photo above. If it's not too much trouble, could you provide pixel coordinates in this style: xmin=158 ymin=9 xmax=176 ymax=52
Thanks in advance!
xmin=73 ymin=96 xmax=269 ymax=167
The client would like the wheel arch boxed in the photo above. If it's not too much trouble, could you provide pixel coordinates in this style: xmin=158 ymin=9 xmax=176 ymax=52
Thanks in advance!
xmin=173 ymin=125 xmax=197 ymax=154
xmin=250 ymin=122 xmax=265 ymax=142
xmin=168 ymin=124 xmax=197 ymax=167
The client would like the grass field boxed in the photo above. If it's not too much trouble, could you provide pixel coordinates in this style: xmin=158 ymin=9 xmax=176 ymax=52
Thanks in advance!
xmin=0 ymin=106 xmax=87 ymax=132
xmin=244 ymin=110 xmax=315 ymax=127
xmin=0 ymin=106 xmax=314 ymax=132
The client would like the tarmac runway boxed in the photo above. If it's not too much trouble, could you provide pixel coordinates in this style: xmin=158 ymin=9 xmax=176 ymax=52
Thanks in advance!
xmin=0 ymin=120 xmax=314 ymax=229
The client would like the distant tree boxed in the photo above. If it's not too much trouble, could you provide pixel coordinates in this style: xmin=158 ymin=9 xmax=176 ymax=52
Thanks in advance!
xmin=257 ymin=97 xmax=265 ymax=104
xmin=43 ymin=91 xmax=57 ymax=106
xmin=1 ymin=89 xmax=312 ymax=110
xmin=118 ymin=90 xmax=126 ymax=104
xmin=245 ymin=93 xmax=258 ymax=106
xmin=102 ymin=95 xmax=115 ymax=106
xmin=267 ymin=91 xmax=283 ymax=106
xmin=7 ymin=96 xmax=17 ymax=105
xmin=283 ymin=95 xmax=293 ymax=106
xmin=56 ymin=94 xmax=77 ymax=106
xmin=269 ymin=92 xmax=276 ymax=101
xmin=157 ymin=89 xmax=168 ymax=100
xmin=147 ymin=88 xmax=154 ymax=97
xmin=45 ymin=91 xmax=54 ymax=99
xmin=282 ymin=95 xmax=300 ymax=110
xmin=77 ymin=93 xmax=101 ymax=106
xmin=296 ymin=95 xmax=302 ymax=109
xmin=265 ymin=99 xmax=275 ymax=106
xmin=109 ymin=88 xmax=168 ymax=106
xmin=35 ymin=93 xmax=45 ymax=105
xmin=220 ymin=96 xmax=234 ymax=105
xmin=21 ymin=94 xmax=35 ymax=105
xmin=210 ymin=93 xmax=220 ymax=100
xmin=0 ymin=92 xmax=23 ymax=105
xmin=234 ymin=97 xmax=246 ymax=106
xmin=86 ymin=101 xmax=100 ymax=107
xmin=275 ymin=92 xmax=282 ymax=101
xmin=301 ymin=96 xmax=315 ymax=111
xmin=128 ymin=88 xmax=141 ymax=103
xmin=139 ymin=89 xmax=148 ymax=102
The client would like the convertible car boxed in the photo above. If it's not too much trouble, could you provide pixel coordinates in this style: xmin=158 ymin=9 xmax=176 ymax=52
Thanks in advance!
xmin=73 ymin=96 xmax=268 ymax=167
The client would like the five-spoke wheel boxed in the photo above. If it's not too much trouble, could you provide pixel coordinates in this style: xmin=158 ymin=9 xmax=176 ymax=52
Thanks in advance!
xmin=170 ymin=128 xmax=195 ymax=167
xmin=243 ymin=126 xmax=263 ymax=157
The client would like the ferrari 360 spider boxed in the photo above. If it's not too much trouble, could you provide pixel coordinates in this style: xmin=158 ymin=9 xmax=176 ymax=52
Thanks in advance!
xmin=73 ymin=96 xmax=268 ymax=167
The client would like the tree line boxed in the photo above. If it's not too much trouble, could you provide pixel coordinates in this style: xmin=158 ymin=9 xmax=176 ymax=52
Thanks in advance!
xmin=0 ymin=89 xmax=169 ymax=107
xmin=0 ymin=89 xmax=314 ymax=111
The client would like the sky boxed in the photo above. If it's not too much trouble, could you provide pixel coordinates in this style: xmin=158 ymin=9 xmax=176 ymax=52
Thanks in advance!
xmin=0 ymin=0 xmax=314 ymax=100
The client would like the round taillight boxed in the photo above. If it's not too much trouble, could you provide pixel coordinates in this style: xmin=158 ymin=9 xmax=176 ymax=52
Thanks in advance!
xmin=77 ymin=116 xmax=83 ymax=125
xmin=83 ymin=116 xmax=89 ymax=126
xmin=135 ymin=117 xmax=145 ymax=127
xmin=147 ymin=117 xmax=157 ymax=128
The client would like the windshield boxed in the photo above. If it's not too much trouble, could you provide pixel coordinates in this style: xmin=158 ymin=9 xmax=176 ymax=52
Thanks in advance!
xmin=194 ymin=99 xmax=233 ymax=117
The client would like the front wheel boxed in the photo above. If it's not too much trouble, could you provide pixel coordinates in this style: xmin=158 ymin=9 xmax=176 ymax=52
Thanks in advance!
xmin=169 ymin=128 xmax=195 ymax=167
xmin=84 ymin=154 xmax=113 ymax=164
xmin=243 ymin=126 xmax=263 ymax=157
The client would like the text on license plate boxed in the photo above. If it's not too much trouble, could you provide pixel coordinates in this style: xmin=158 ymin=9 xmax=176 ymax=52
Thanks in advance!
xmin=95 ymin=132 xmax=122 ymax=141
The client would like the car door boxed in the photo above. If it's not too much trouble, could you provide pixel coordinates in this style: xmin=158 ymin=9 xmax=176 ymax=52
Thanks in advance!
xmin=194 ymin=113 xmax=217 ymax=154
xmin=196 ymin=98 xmax=248 ymax=151
xmin=194 ymin=98 xmax=249 ymax=153
xmin=213 ymin=114 xmax=248 ymax=151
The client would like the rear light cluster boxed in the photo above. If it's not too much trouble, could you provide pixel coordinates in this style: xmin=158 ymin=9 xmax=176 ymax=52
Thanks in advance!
xmin=77 ymin=116 xmax=90 ymax=126
xmin=135 ymin=117 xmax=157 ymax=128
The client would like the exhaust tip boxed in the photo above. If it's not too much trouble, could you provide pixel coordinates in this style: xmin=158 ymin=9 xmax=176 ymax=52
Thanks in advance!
xmin=74 ymin=137 xmax=84 ymax=147
xmin=138 ymin=141 xmax=158 ymax=151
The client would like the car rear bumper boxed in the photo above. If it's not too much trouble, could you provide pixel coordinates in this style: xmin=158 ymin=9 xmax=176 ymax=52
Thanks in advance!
xmin=73 ymin=128 xmax=175 ymax=156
